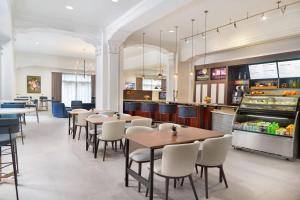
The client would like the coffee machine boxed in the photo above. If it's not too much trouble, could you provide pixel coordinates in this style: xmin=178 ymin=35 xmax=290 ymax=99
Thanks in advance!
xmin=232 ymin=86 xmax=244 ymax=105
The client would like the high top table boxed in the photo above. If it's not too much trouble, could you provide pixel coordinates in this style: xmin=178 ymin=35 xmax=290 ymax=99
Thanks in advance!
xmin=124 ymin=127 xmax=224 ymax=200
xmin=86 ymin=115 xmax=148 ymax=158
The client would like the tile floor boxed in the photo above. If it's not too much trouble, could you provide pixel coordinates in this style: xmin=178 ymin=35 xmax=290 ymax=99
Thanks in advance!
xmin=1 ymin=112 xmax=300 ymax=200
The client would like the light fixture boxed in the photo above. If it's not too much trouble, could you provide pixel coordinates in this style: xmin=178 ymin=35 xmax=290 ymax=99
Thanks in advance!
xmin=233 ymin=21 xmax=237 ymax=28
xmin=174 ymin=73 xmax=178 ymax=78
xmin=157 ymin=30 xmax=163 ymax=79
xmin=35 ymin=41 xmax=39 ymax=45
xmin=204 ymin=10 xmax=208 ymax=65
xmin=216 ymin=27 xmax=220 ymax=33
xmin=174 ymin=26 xmax=179 ymax=79
xmin=169 ymin=30 xmax=174 ymax=33
xmin=112 ymin=0 xmax=119 ymax=2
xmin=261 ymin=13 xmax=267 ymax=21
xmin=142 ymin=32 xmax=145 ymax=79
xmin=65 ymin=5 xmax=74 ymax=10
xmin=280 ymin=5 xmax=287 ymax=14
xmin=201 ymin=33 xmax=205 ymax=38
xmin=190 ymin=19 xmax=195 ymax=76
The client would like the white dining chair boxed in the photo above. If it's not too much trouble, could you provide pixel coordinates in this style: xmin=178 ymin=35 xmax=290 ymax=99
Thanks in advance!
xmin=75 ymin=111 xmax=93 ymax=140
xmin=195 ymin=134 xmax=232 ymax=199
xmin=99 ymin=111 xmax=115 ymax=117
xmin=86 ymin=114 xmax=104 ymax=150
xmin=147 ymin=141 xmax=200 ymax=200
xmin=113 ymin=113 xmax=131 ymax=118
xmin=96 ymin=120 xmax=125 ymax=161
xmin=126 ymin=126 xmax=162 ymax=192
xmin=131 ymin=118 xmax=152 ymax=127
xmin=158 ymin=123 xmax=181 ymax=132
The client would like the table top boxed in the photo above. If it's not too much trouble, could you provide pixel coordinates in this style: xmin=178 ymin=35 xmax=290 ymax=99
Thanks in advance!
xmin=0 ymin=108 xmax=35 ymax=114
xmin=68 ymin=109 xmax=113 ymax=115
xmin=86 ymin=115 xmax=147 ymax=125
xmin=125 ymin=127 xmax=224 ymax=149
xmin=0 ymin=100 xmax=30 ymax=104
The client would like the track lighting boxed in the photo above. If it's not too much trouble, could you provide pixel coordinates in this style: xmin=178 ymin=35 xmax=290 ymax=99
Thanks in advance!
xmin=261 ymin=13 xmax=267 ymax=21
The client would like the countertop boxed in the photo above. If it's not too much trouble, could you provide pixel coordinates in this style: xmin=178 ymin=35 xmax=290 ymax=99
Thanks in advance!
xmin=123 ymin=99 xmax=238 ymax=108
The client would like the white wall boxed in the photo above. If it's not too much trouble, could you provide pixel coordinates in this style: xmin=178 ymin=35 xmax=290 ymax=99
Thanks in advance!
xmin=15 ymin=52 xmax=96 ymax=99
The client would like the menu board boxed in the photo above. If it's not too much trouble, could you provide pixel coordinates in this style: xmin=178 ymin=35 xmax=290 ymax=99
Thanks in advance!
xmin=211 ymin=67 xmax=226 ymax=80
xmin=249 ymin=63 xmax=278 ymax=79
xmin=278 ymin=60 xmax=300 ymax=78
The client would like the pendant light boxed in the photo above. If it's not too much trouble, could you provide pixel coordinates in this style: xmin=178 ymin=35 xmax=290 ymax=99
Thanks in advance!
xmin=174 ymin=26 xmax=178 ymax=79
xmin=204 ymin=10 xmax=208 ymax=65
xmin=190 ymin=19 xmax=195 ymax=76
xmin=142 ymin=32 xmax=145 ymax=79
xmin=158 ymin=30 xmax=163 ymax=79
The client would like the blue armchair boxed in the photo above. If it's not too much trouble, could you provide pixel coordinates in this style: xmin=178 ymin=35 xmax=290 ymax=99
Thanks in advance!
xmin=52 ymin=101 xmax=71 ymax=118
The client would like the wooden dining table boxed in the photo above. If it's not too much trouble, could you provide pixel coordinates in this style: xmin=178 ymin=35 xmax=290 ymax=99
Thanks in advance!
xmin=124 ymin=127 xmax=224 ymax=200
xmin=86 ymin=115 xmax=148 ymax=158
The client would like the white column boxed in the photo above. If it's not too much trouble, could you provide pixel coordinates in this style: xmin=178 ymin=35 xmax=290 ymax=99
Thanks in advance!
xmin=166 ymin=53 xmax=175 ymax=101
xmin=0 ymin=47 xmax=2 ymax=99
xmin=107 ymin=40 xmax=121 ymax=112
xmin=0 ymin=41 xmax=16 ymax=100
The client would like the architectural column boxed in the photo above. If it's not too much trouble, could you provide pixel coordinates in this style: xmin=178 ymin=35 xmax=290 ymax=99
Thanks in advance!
xmin=95 ymin=35 xmax=123 ymax=112
xmin=0 ymin=41 xmax=16 ymax=100
xmin=166 ymin=53 xmax=175 ymax=101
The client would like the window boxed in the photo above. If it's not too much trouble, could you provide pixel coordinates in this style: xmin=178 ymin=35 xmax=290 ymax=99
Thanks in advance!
xmin=142 ymin=79 xmax=162 ymax=90
xmin=61 ymin=74 xmax=91 ymax=106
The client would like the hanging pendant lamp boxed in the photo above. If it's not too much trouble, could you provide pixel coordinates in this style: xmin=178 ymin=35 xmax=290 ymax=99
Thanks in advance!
xmin=204 ymin=10 xmax=208 ymax=65
xmin=174 ymin=26 xmax=179 ymax=78
xmin=157 ymin=30 xmax=163 ymax=79
xmin=142 ymin=32 xmax=145 ymax=79
xmin=190 ymin=19 xmax=195 ymax=76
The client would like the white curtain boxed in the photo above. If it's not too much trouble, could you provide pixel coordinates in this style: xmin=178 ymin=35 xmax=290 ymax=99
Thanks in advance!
xmin=62 ymin=74 xmax=91 ymax=106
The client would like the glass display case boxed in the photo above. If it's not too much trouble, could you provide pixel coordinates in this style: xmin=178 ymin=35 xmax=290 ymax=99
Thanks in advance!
xmin=232 ymin=95 xmax=299 ymax=160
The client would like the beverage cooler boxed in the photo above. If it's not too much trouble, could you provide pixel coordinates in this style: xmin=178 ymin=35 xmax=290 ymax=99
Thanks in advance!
xmin=232 ymin=95 xmax=299 ymax=160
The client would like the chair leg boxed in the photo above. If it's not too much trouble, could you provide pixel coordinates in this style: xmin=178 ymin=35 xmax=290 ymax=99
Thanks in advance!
xmin=145 ymin=171 xmax=150 ymax=197
xmin=195 ymin=165 xmax=198 ymax=174
xmin=220 ymin=165 xmax=228 ymax=188
xmin=95 ymin=140 xmax=100 ymax=158
xmin=181 ymin=177 xmax=185 ymax=186
xmin=200 ymin=166 xmax=203 ymax=178
xmin=165 ymin=178 xmax=170 ymax=200
xmin=188 ymin=175 xmax=198 ymax=200
xmin=138 ymin=163 xmax=142 ymax=192
xmin=204 ymin=167 xmax=208 ymax=199
xmin=14 ymin=142 xmax=19 ymax=174
xmin=78 ymin=126 xmax=82 ymax=140
xmin=174 ymin=178 xmax=177 ymax=188
xmin=103 ymin=141 xmax=107 ymax=161
xmin=20 ymin=124 xmax=24 ymax=145
xmin=111 ymin=142 xmax=114 ymax=150
xmin=129 ymin=159 xmax=133 ymax=168
xmin=11 ymin=142 xmax=19 ymax=200
xmin=114 ymin=141 xmax=118 ymax=152
xmin=219 ymin=167 xmax=222 ymax=183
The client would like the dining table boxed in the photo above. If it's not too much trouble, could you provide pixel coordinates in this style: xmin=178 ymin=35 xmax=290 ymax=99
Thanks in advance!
xmin=86 ymin=115 xmax=148 ymax=158
xmin=124 ymin=127 xmax=224 ymax=200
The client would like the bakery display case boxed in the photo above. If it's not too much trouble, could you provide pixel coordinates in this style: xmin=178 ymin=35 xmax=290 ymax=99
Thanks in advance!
xmin=232 ymin=95 xmax=299 ymax=160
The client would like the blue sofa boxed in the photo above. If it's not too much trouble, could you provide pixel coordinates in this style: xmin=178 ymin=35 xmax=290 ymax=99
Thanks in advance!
xmin=52 ymin=101 xmax=71 ymax=118
xmin=82 ymin=103 xmax=95 ymax=110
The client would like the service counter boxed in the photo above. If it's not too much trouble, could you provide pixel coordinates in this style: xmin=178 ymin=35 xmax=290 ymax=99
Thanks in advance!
xmin=123 ymin=99 xmax=238 ymax=130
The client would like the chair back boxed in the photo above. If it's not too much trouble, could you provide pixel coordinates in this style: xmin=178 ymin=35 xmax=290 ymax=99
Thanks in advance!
xmin=178 ymin=105 xmax=197 ymax=118
xmin=101 ymin=120 xmax=125 ymax=141
xmin=126 ymin=126 xmax=154 ymax=153
xmin=131 ymin=118 xmax=152 ymax=127
xmin=1 ymin=103 xmax=25 ymax=108
xmin=0 ymin=119 xmax=19 ymax=135
xmin=161 ymin=141 xmax=200 ymax=177
xmin=198 ymin=134 xmax=232 ymax=166
xmin=77 ymin=112 xmax=93 ymax=126
xmin=159 ymin=123 xmax=181 ymax=132
xmin=87 ymin=114 xmax=106 ymax=130
xmin=71 ymin=100 xmax=83 ymax=109
xmin=72 ymin=109 xmax=88 ymax=112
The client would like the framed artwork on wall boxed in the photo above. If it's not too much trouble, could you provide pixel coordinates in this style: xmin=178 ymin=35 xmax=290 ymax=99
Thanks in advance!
xmin=27 ymin=76 xmax=41 ymax=93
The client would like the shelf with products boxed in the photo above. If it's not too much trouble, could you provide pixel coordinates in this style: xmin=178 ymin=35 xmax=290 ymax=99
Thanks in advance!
xmin=232 ymin=95 xmax=299 ymax=160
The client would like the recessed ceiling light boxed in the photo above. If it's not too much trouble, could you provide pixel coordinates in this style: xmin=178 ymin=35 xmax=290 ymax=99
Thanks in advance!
xmin=169 ymin=30 xmax=174 ymax=33
xmin=112 ymin=0 xmax=119 ymax=2
xmin=65 ymin=5 xmax=74 ymax=10
xmin=261 ymin=14 xmax=267 ymax=21
xmin=35 ymin=42 xmax=39 ymax=45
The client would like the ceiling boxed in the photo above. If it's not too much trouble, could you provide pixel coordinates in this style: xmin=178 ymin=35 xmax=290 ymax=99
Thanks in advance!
xmin=15 ymin=31 xmax=96 ymax=58
xmin=15 ymin=0 xmax=142 ymax=32
xmin=126 ymin=0 xmax=298 ymax=51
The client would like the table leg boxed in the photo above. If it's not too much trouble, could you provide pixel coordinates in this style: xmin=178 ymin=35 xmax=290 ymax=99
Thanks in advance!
xmin=36 ymin=106 xmax=39 ymax=123
xmin=94 ymin=124 xmax=97 ymax=159
xmin=68 ymin=114 xmax=71 ymax=135
xmin=125 ymin=139 xmax=129 ymax=187
xmin=72 ymin=115 xmax=76 ymax=139
xmin=149 ymin=148 xmax=154 ymax=200
xmin=85 ymin=121 xmax=89 ymax=151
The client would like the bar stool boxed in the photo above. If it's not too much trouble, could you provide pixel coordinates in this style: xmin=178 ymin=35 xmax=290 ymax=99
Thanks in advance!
xmin=140 ymin=102 xmax=157 ymax=121
xmin=159 ymin=103 xmax=177 ymax=123
xmin=0 ymin=118 xmax=20 ymax=200
xmin=124 ymin=102 xmax=140 ymax=116
xmin=178 ymin=105 xmax=197 ymax=127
